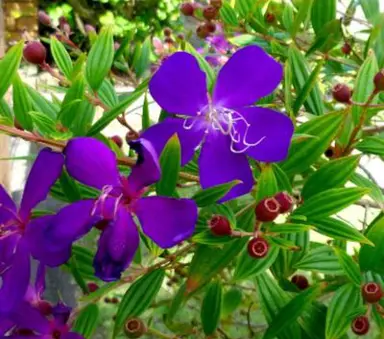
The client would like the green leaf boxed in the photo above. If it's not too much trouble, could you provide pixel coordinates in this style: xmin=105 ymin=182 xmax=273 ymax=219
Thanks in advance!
xmin=325 ymin=284 xmax=363 ymax=339
xmin=268 ymin=223 xmax=313 ymax=234
xmin=263 ymin=284 xmax=322 ymax=339
xmin=50 ymin=37 xmax=73 ymax=79
xmin=360 ymin=0 xmax=380 ymax=24
xmin=294 ymin=187 xmax=369 ymax=218
xmin=272 ymin=164 xmax=292 ymax=193
xmin=334 ymin=247 xmax=361 ymax=286
xmin=29 ymin=111 xmax=56 ymax=136
xmin=12 ymin=74 xmax=33 ymax=130
xmin=282 ymin=5 xmax=294 ymax=35
xmin=192 ymin=230 xmax=233 ymax=245
xmin=350 ymin=172 xmax=384 ymax=208
xmin=0 ymin=99 xmax=13 ymax=125
xmin=25 ymin=85 xmax=59 ymax=119
xmin=295 ymin=245 xmax=343 ymax=274
xmin=201 ymin=281 xmax=222 ymax=335
xmin=192 ymin=180 xmax=241 ymax=207
xmin=283 ymin=61 xmax=293 ymax=116
xmin=68 ymin=256 xmax=89 ymax=294
xmin=142 ymin=93 xmax=150 ymax=129
xmin=306 ymin=19 xmax=342 ymax=56
xmin=256 ymin=164 xmax=279 ymax=202
xmin=291 ymin=0 xmax=314 ymax=37
xmin=233 ymin=244 xmax=279 ymax=281
xmin=71 ymin=53 xmax=86 ymax=80
xmin=0 ymin=41 xmax=24 ymax=100
xmin=288 ymin=46 xmax=324 ymax=115
xmin=267 ymin=236 xmax=301 ymax=251
xmin=302 ymin=155 xmax=360 ymax=199
xmin=221 ymin=288 xmax=242 ymax=318
xmin=86 ymin=26 xmax=114 ymax=90
xmin=220 ymin=2 xmax=239 ymax=26
xmin=73 ymin=304 xmax=99 ymax=339
xmin=156 ymin=134 xmax=181 ymax=197
xmin=310 ymin=217 xmax=373 ymax=245
xmin=60 ymin=170 xmax=81 ymax=202
xmin=113 ymin=269 xmax=165 ymax=338
xmin=69 ymin=101 xmax=95 ymax=136
xmin=311 ymin=0 xmax=336 ymax=34
xmin=167 ymin=283 xmax=187 ymax=322
xmin=356 ymin=136 xmax=384 ymax=156
xmin=359 ymin=214 xmax=384 ymax=275
xmin=98 ymin=80 xmax=119 ymax=108
xmin=87 ymin=80 xmax=148 ymax=135
xmin=132 ymin=37 xmax=151 ymax=78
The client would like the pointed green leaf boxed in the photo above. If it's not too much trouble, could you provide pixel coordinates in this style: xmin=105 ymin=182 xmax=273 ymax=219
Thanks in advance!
xmin=268 ymin=223 xmax=313 ymax=234
xmin=221 ymin=288 xmax=242 ymax=318
xmin=220 ymin=2 xmax=239 ymax=26
xmin=291 ymin=0 xmax=314 ymax=37
xmin=98 ymin=80 xmax=118 ymax=108
xmin=192 ymin=180 xmax=241 ymax=207
xmin=132 ymin=37 xmax=151 ymax=78
xmin=29 ymin=111 xmax=56 ymax=136
xmin=334 ymin=247 xmax=361 ymax=286
xmin=26 ymin=85 xmax=59 ymax=119
xmin=73 ymin=304 xmax=99 ymax=339
xmin=142 ymin=93 xmax=150 ymax=129
xmin=256 ymin=164 xmax=279 ymax=202
xmin=201 ymin=281 xmax=222 ymax=335
xmin=356 ymin=136 xmax=384 ymax=156
xmin=51 ymin=36 xmax=73 ymax=79
xmin=0 ymin=99 xmax=13 ymax=125
xmin=360 ymin=0 xmax=380 ymax=24
xmin=311 ymin=0 xmax=336 ymax=34
xmin=350 ymin=172 xmax=384 ymax=208
xmin=12 ymin=74 xmax=33 ymax=130
xmin=282 ymin=5 xmax=294 ymax=35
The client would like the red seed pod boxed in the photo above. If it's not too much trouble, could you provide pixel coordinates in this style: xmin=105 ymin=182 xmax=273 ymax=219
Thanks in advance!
xmin=265 ymin=12 xmax=275 ymax=23
xmin=177 ymin=33 xmax=185 ymax=40
xmin=204 ymin=21 xmax=217 ymax=33
xmin=332 ymin=84 xmax=352 ymax=104
xmin=164 ymin=27 xmax=172 ymax=37
xmin=23 ymin=41 xmax=46 ymax=65
xmin=374 ymin=70 xmax=384 ymax=92
xmin=111 ymin=297 xmax=119 ymax=304
xmin=110 ymin=135 xmax=123 ymax=148
xmin=203 ymin=6 xmax=218 ymax=20
xmin=124 ymin=318 xmax=147 ymax=338
xmin=209 ymin=215 xmax=232 ymax=236
xmin=291 ymin=275 xmax=309 ymax=290
xmin=87 ymin=282 xmax=99 ymax=293
xmin=36 ymin=300 xmax=53 ymax=316
xmin=196 ymin=25 xmax=210 ymax=39
xmin=247 ymin=237 xmax=269 ymax=259
xmin=255 ymin=198 xmax=280 ymax=222
xmin=180 ymin=2 xmax=194 ymax=16
xmin=361 ymin=282 xmax=383 ymax=303
xmin=341 ymin=42 xmax=352 ymax=55
xmin=351 ymin=316 xmax=370 ymax=336
xmin=38 ymin=10 xmax=52 ymax=26
xmin=210 ymin=0 xmax=222 ymax=8
xmin=274 ymin=192 xmax=294 ymax=213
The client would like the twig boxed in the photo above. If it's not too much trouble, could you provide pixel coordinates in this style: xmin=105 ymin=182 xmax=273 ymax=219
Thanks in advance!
xmin=363 ymin=124 xmax=384 ymax=135
xmin=355 ymin=199 xmax=383 ymax=210
xmin=358 ymin=164 xmax=384 ymax=194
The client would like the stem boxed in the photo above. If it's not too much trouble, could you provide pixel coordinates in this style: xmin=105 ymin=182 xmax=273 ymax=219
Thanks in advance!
xmin=147 ymin=327 xmax=177 ymax=339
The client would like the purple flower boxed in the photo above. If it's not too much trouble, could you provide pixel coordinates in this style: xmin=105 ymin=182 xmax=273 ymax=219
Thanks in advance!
xmin=32 ymin=137 xmax=198 ymax=282
xmin=0 ymin=149 xmax=64 ymax=314
xmin=142 ymin=45 xmax=294 ymax=201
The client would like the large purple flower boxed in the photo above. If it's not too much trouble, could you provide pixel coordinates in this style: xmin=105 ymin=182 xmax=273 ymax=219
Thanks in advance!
xmin=0 ymin=149 xmax=64 ymax=314
xmin=31 ymin=137 xmax=198 ymax=282
xmin=142 ymin=45 xmax=294 ymax=201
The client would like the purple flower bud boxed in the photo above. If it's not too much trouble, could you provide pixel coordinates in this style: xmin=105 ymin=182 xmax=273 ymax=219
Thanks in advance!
xmin=38 ymin=10 xmax=52 ymax=26
xmin=23 ymin=41 xmax=46 ymax=65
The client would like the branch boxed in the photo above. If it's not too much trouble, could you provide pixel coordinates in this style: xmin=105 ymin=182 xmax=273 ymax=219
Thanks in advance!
xmin=363 ymin=125 xmax=384 ymax=135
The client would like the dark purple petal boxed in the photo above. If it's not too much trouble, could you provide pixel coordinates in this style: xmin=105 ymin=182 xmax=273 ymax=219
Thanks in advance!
xmin=198 ymin=133 xmax=254 ymax=202
xmin=127 ymin=138 xmax=161 ymax=192
xmin=64 ymin=137 xmax=120 ymax=190
xmin=141 ymin=118 xmax=204 ymax=166
xmin=10 ymin=302 xmax=49 ymax=334
xmin=149 ymin=52 xmax=208 ymax=115
xmin=0 ymin=185 xmax=16 ymax=225
xmin=94 ymin=208 xmax=139 ymax=282
xmin=236 ymin=107 xmax=294 ymax=162
xmin=0 ymin=234 xmax=19 ymax=270
xmin=0 ymin=240 xmax=30 ymax=314
xmin=52 ymin=302 xmax=72 ymax=325
xmin=213 ymin=46 xmax=283 ymax=109
xmin=135 ymin=197 xmax=197 ymax=248
xmin=35 ymin=263 xmax=46 ymax=297
xmin=63 ymin=333 xmax=86 ymax=339
xmin=19 ymin=148 xmax=64 ymax=220
xmin=0 ymin=318 xmax=14 ymax=335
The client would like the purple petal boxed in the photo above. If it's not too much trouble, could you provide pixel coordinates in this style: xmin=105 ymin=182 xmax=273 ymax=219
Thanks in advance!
xmin=64 ymin=137 xmax=120 ymax=190
xmin=135 ymin=197 xmax=197 ymax=248
xmin=93 ymin=208 xmax=139 ymax=282
xmin=0 ymin=240 xmax=30 ymax=314
xmin=35 ymin=263 xmax=46 ymax=297
xmin=198 ymin=133 xmax=254 ymax=202
xmin=0 ymin=185 xmax=16 ymax=225
xmin=213 ymin=46 xmax=283 ymax=109
xmin=0 ymin=319 xmax=14 ymax=335
xmin=236 ymin=107 xmax=294 ymax=162
xmin=141 ymin=118 xmax=204 ymax=166
xmin=63 ymin=333 xmax=85 ymax=339
xmin=52 ymin=302 xmax=72 ymax=325
xmin=10 ymin=302 xmax=49 ymax=334
xmin=149 ymin=52 xmax=208 ymax=115
xmin=0 ymin=234 xmax=20 ymax=270
xmin=127 ymin=138 xmax=161 ymax=192
xmin=19 ymin=148 xmax=64 ymax=221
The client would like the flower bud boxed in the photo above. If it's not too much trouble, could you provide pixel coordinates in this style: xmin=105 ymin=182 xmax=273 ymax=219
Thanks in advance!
xmin=125 ymin=131 xmax=137 ymax=144
xmin=274 ymin=192 xmax=293 ymax=213
xmin=332 ymin=84 xmax=352 ymax=104
xmin=374 ymin=70 xmax=384 ymax=92
xmin=210 ymin=0 xmax=222 ymax=8
xmin=164 ymin=37 xmax=174 ymax=44
xmin=104 ymin=297 xmax=111 ymax=303
xmin=38 ymin=10 xmax=51 ymax=26
xmin=87 ymin=282 xmax=99 ymax=293
xmin=124 ymin=318 xmax=147 ymax=338
xmin=341 ymin=42 xmax=351 ymax=55
xmin=247 ymin=237 xmax=269 ymax=259
xmin=209 ymin=215 xmax=231 ymax=236
xmin=110 ymin=297 xmax=119 ymax=304
xmin=255 ymin=197 xmax=280 ymax=222
xmin=164 ymin=27 xmax=172 ymax=37
xmin=85 ymin=24 xmax=96 ymax=34
xmin=204 ymin=21 xmax=217 ymax=33
xmin=265 ymin=12 xmax=275 ymax=23
xmin=196 ymin=25 xmax=210 ymax=39
xmin=177 ymin=33 xmax=185 ymax=40
xmin=291 ymin=275 xmax=309 ymax=290
xmin=180 ymin=2 xmax=194 ymax=16
xmin=110 ymin=135 xmax=123 ymax=148
xmin=23 ymin=41 xmax=46 ymax=65
xmin=361 ymin=282 xmax=383 ymax=303
xmin=203 ymin=6 xmax=218 ymax=20
xmin=351 ymin=316 xmax=370 ymax=336
xmin=114 ymin=42 xmax=121 ymax=51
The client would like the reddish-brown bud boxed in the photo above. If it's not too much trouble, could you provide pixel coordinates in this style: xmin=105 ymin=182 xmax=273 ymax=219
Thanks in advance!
xmin=291 ymin=275 xmax=309 ymax=290
xmin=255 ymin=198 xmax=280 ymax=222
xmin=351 ymin=316 xmax=370 ymax=336
xmin=110 ymin=135 xmax=123 ymax=148
xmin=23 ymin=41 xmax=46 ymax=65
xmin=374 ymin=70 xmax=384 ymax=92
xmin=274 ymin=192 xmax=294 ymax=213
xmin=247 ymin=237 xmax=269 ymax=259
xmin=110 ymin=297 xmax=119 ymax=304
xmin=164 ymin=37 xmax=174 ymax=44
xmin=203 ymin=6 xmax=218 ymax=20
xmin=332 ymin=84 xmax=352 ymax=103
xmin=85 ymin=24 xmax=96 ymax=34
xmin=164 ymin=27 xmax=172 ymax=37
xmin=362 ymin=282 xmax=383 ymax=303
xmin=180 ymin=2 xmax=194 ymax=16
xmin=324 ymin=147 xmax=335 ymax=158
xmin=204 ymin=21 xmax=217 ymax=33
xmin=196 ymin=25 xmax=210 ymax=39
xmin=265 ymin=12 xmax=275 ymax=23
xmin=87 ymin=282 xmax=99 ymax=293
xmin=38 ymin=10 xmax=51 ymax=26
xmin=124 ymin=318 xmax=147 ymax=338
xmin=36 ymin=300 xmax=53 ymax=316
xmin=210 ymin=0 xmax=222 ymax=8
xmin=341 ymin=42 xmax=352 ymax=55
xmin=104 ymin=297 xmax=111 ymax=303
xmin=177 ymin=33 xmax=185 ymax=40
xmin=114 ymin=42 xmax=121 ymax=51
xmin=209 ymin=215 xmax=232 ymax=236
xmin=125 ymin=131 xmax=137 ymax=144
